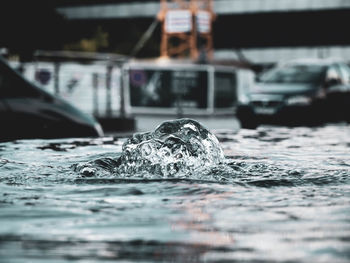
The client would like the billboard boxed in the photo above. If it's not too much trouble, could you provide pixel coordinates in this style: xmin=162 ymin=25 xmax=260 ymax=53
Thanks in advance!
xmin=165 ymin=10 xmax=192 ymax=33
xmin=196 ymin=11 xmax=211 ymax=33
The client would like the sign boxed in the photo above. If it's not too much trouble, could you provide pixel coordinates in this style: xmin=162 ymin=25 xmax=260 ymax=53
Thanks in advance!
xmin=196 ymin=11 xmax=211 ymax=33
xmin=35 ymin=69 xmax=51 ymax=85
xmin=130 ymin=70 xmax=147 ymax=87
xmin=165 ymin=10 xmax=192 ymax=33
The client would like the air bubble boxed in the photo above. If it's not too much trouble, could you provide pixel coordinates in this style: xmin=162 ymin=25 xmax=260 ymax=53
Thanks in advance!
xmin=116 ymin=118 xmax=225 ymax=178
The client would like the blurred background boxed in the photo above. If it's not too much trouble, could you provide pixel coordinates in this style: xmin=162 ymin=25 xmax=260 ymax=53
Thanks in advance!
xmin=1 ymin=0 xmax=350 ymax=137
xmin=2 ymin=0 xmax=350 ymax=63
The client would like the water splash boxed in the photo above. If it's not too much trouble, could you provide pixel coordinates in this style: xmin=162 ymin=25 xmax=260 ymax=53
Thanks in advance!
xmin=115 ymin=118 xmax=225 ymax=178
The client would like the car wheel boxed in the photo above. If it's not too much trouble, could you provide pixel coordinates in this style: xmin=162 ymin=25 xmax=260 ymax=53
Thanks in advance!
xmin=236 ymin=106 xmax=259 ymax=129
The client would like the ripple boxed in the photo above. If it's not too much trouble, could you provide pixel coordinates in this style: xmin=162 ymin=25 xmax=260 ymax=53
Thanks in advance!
xmin=0 ymin=123 xmax=349 ymax=263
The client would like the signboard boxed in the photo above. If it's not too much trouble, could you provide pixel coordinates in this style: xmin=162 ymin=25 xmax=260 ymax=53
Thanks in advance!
xmin=165 ymin=10 xmax=192 ymax=33
xmin=129 ymin=69 xmax=208 ymax=109
xmin=196 ymin=11 xmax=211 ymax=33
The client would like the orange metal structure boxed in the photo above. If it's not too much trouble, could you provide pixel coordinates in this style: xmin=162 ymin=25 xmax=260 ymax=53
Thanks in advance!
xmin=157 ymin=0 xmax=215 ymax=60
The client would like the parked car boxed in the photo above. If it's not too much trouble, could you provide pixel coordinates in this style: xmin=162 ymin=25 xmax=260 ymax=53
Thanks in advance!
xmin=0 ymin=56 xmax=103 ymax=141
xmin=236 ymin=58 xmax=350 ymax=128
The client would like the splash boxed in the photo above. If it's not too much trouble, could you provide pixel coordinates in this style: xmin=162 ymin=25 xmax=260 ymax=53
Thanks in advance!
xmin=115 ymin=118 xmax=225 ymax=178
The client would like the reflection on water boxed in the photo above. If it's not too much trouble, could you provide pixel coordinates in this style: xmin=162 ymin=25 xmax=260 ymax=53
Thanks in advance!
xmin=0 ymin=123 xmax=349 ymax=262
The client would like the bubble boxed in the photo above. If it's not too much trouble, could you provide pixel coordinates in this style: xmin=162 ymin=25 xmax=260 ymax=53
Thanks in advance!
xmin=116 ymin=118 xmax=225 ymax=178
xmin=140 ymin=142 xmax=153 ymax=157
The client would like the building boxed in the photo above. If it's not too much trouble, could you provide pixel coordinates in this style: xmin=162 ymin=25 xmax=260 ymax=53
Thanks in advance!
xmin=54 ymin=0 xmax=350 ymax=66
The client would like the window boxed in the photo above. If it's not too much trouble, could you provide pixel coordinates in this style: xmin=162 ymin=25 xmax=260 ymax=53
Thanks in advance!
xmin=326 ymin=65 xmax=342 ymax=83
xmin=214 ymin=72 xmax=236 ymax=108
xmin=260 ymin=64 xmax=326 ymax=84
xmin=129 ymin=69 xmax=208 ymax=109
xmin=336 ymin=63 xmax=350 ymax=84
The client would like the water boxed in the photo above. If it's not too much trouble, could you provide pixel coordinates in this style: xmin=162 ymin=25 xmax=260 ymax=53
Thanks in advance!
xmin=110 ymin=119 xmax=225 ymax=179
xmin=0 ymin=120 xmax=350 ymax=263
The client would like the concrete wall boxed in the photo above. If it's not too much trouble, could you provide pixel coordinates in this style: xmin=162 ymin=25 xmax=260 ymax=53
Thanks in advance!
xmin=57 ymin=0 xmax=350 ymax=19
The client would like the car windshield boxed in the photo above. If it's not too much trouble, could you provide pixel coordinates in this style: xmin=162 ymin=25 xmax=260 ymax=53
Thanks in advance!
xmin=259 ymin=64 xmax=326 ymax=84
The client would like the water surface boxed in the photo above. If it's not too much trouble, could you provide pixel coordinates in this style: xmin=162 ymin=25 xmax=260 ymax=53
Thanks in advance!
xmin=0 ymin=123 xmax=349 ymax=262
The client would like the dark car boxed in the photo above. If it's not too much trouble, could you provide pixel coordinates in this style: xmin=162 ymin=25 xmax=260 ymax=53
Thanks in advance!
xmin=236 ymin=58 xmax=350 ymax=128
xmin=0 ymin=56 xmax=104 ymax=141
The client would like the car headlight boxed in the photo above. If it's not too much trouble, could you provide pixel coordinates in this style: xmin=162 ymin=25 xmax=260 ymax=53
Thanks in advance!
xmin=238 ymin=93 xmax=250 ymax=105
xmin=286 ymin=95 xmax=311 ymax=106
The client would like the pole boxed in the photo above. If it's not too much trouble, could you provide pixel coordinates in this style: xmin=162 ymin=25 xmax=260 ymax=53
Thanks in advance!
xmin=130 ymin=18 xmax=159 ymax=58
xmin=92 ymin=73 xmax=99 ymax=117
xmin=105 ymin=64 xmax=113 ymax=117
xmin=54 ymin=62 xmax=60 ymax=95
xmin=119 ymin=66 xmax=126 ymax=118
